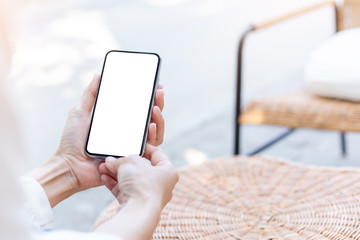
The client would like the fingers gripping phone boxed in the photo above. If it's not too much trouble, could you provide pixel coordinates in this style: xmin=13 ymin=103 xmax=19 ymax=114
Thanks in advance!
xmin=85 ymin=50 xmax=161 ymax=158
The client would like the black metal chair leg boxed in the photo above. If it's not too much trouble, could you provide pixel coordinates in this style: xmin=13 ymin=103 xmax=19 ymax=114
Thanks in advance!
xmin=247 ymin=128 xmax=295 ymax=156
xmin=341 ymin=132 xmax=347 ymax=156
xmin=234 ymin=26 xmax=255 ymax=156
xmin=234 ymin=121 xmax=241 ymax=155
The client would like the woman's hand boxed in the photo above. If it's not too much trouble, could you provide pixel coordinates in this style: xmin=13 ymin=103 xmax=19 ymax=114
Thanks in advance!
xmin=60 ymin=74 xmax=165 ymax=191
xmin=27 ymin=74 xmax=165 ymax=207
xmin=95 ymin=144 xmax=179 ymax=240
xmin=99 ymin=144 xmax=179 ymax=208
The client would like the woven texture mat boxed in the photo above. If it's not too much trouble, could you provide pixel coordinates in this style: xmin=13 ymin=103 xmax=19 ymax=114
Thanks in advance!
xmin=93 ymin=156 xmax=360 ymax=239
xmin=240 ymin=91 xmax=360 ymax=132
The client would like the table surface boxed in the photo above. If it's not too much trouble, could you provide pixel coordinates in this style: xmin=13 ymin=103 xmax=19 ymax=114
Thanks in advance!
xmin=94 ymin=155 xmax=360 ymax=239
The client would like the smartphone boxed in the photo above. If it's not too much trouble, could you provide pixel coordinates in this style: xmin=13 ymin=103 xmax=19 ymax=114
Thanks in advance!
xmin=85 ymin=50 xmax=161 ymax=158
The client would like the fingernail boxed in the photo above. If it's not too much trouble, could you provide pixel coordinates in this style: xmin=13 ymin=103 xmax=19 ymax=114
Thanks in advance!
xmin=106 ymin=157 xmax=116 ymax=164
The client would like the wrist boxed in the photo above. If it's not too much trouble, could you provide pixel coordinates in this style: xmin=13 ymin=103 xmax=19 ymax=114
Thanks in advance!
xmin=126 ymin=195 xmax=163 ymax=212
xmin=26 ymin=154 xmax=79 ymax=207
xmin=96 ymin=196 xmax=163 ymax=240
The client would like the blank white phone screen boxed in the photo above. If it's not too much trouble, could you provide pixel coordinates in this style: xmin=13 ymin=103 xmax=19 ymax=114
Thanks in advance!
xmin=86 ymin=51 xmax=159 ymax=157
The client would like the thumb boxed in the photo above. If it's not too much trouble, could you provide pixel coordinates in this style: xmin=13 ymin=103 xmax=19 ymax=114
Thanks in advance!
xmin=105 ymin=157 xmax=130 ymax=174
xmin=80 ymin=74 xmax=100 ymax=113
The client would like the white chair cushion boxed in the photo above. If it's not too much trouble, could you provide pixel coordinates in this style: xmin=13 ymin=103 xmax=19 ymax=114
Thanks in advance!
xmin=305 ymin=28 xmax=360 ymax=102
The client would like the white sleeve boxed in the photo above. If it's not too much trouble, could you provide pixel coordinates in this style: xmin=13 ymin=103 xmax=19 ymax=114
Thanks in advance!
xmin=35 ymin=230 xmax=122 ymax=240
xmin=20 ymin=176 xmax=54 ymax=227
xmin=20 ymin=177 xmax=123 ymax=240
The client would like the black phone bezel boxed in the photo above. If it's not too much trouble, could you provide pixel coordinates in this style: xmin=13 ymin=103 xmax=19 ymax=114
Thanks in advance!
xmin=85 ymin=50 xmax=161 ymax=158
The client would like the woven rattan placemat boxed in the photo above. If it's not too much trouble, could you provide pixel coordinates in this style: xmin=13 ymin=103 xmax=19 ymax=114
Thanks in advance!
xmin=94 ymin=155 xmax=360 ymax=239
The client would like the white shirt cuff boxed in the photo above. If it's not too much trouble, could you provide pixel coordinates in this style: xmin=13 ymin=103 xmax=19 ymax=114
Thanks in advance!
xmin=20 ymin=176 xmax=54 ymax=227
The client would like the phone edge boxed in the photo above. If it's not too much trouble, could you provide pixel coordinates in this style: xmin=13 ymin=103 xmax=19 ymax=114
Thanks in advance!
xmin=84 ymin=50 xmax=161 ymax=159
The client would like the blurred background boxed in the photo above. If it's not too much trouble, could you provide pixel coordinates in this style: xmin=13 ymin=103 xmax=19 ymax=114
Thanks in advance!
xmin=4 ymin=0 xmax=359 ymax=231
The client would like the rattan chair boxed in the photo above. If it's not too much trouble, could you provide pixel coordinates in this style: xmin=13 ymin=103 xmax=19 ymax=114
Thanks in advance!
xmin=93 ymin=155 xmax=360 ymax=239
xmin=234 ymin=0 xmax=360 ymax=156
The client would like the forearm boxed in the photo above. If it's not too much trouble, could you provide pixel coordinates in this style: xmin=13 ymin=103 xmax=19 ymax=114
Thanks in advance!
xmin=95 ymin=199 xmax=162 ymax=240
xmin=26 ymin=154 xmax=79 ymax=207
